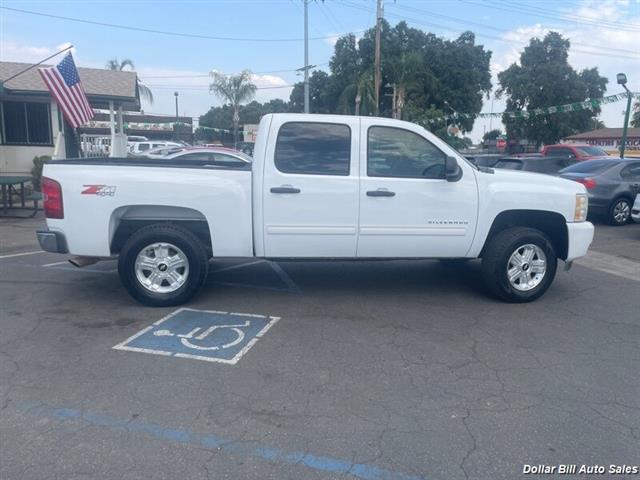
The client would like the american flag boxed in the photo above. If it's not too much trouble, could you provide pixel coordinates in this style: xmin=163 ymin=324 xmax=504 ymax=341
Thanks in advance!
xmin=39 ymin=52 xmax=94 ymax=128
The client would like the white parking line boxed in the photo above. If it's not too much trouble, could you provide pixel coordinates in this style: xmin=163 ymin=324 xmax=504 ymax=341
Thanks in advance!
xmin=576 ymin=250 xmax=640 ymax=283
xmin=42 ymin=260 xmax=69 ymax=267
xmin=0 ymin=250 xmax=44 ymax=259
xmin=268 ymin=261 xmax=301 ymax=293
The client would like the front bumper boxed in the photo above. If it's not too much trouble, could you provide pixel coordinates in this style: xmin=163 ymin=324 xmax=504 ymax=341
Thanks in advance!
xmin=565 ymin=222 xmax=594 ymax=262
xmin=36 ymin=230 xmax=68 ymax=254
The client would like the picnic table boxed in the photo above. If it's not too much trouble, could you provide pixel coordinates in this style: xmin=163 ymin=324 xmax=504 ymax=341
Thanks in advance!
xmin=1 ymin=176 xmax=40 ymax=217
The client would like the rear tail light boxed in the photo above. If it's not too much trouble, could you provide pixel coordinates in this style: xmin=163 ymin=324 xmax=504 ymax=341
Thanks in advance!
xmin=42 ymin=177 xmax=64 ymax=219
xmin=577 ymin=177 xmax=597 ymax=189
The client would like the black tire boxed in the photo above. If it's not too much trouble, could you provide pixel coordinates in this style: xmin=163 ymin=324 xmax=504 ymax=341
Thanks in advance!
xmin=481 ymin=227 xmax=557 ymax=303
xmin=607 ymin=197 xmax=631 ymax=226
xmin=118 ymin=223 xmax=209 ymax=307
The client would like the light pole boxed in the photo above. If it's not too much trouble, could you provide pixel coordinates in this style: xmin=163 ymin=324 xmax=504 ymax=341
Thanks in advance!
xmin=303 ymin=0 xmax=309 ymax=113
xmin=617 ymin=73 xmax=632 ymax=159
xmin=174 ymin=91 xmax=179 ymax=141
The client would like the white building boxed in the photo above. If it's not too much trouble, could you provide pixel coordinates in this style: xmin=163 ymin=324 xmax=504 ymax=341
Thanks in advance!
xmin=0 ymin=61 xmax=140 ymax=175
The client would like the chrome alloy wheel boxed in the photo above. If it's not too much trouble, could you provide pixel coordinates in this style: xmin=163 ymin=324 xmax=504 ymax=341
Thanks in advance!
xmin=613 ymin=200 xmax=630 ymax=224
xmin=135 ymin=242 xmax=189 ymax=294
xmin=507 ymin=243 xmax=547 ymax=292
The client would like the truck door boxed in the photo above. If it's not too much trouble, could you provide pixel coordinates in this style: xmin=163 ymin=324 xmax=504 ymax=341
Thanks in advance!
xmin=262 ymin=117 xmax=360 ymax=257
xmin=357 ymin=120 xmax=478 ymax=257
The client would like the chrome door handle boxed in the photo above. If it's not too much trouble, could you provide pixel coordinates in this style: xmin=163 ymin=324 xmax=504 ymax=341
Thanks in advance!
xmin=366 ymin=190 xmax=395 ymax=197
xmin=270 ymin=186 xmax=301 ymax=194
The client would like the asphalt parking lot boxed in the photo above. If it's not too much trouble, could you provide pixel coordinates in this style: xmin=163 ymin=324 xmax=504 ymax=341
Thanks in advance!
xmin=1 ymin=214 xmax=639 ymax=480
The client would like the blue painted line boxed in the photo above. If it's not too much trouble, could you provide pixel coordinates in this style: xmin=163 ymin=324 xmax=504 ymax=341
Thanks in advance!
xmin=22 ymin=403 xmax=424 ymax=480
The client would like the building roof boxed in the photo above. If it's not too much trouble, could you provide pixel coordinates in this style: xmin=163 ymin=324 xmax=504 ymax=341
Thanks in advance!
xmin=565 ymin=127 xmax=640 ymax=140
xmin=0 ymin=61 xmax=140 ymax=110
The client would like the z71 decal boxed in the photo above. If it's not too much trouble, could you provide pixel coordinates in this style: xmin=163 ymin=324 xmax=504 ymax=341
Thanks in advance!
xmin=81 ymin=185 xmax=117 ymax=197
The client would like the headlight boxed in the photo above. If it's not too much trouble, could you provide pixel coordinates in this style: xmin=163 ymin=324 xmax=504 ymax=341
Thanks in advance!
xmin=574 ymin=193 xmax=588 ymax=222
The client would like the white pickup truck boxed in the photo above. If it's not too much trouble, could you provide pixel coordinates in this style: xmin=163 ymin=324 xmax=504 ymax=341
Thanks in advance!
xmin=37 ymin=114 xmax=594 ymax=306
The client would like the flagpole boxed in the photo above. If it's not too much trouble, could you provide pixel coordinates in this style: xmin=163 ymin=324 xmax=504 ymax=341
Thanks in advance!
xmin=0 ymin=45 xmax=74 ymax=90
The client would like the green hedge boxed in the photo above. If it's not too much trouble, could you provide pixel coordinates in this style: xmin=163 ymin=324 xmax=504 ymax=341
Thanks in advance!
xmin=31 ymin=155 xmax=51 ymax=191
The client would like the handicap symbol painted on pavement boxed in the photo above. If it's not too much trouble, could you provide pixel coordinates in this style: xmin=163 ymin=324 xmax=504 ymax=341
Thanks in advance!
xmin=113 ymin=308 xmax=280 ymax=364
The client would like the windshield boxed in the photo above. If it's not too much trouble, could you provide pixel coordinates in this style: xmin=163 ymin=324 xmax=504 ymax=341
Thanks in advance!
xmin=575 ymin=146 xmax=608 ymax=156
xmin=560 ymin=159 xmax=618 ymax=174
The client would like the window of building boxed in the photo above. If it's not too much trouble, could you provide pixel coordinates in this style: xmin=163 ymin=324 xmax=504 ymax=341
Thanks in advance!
xmin=367 ymin=126 xmax=446 ymax=179
xmin=1 ymin=101 xmax=52 ymax=145
xmin=275 ymin=122 xmax=351 ymax=176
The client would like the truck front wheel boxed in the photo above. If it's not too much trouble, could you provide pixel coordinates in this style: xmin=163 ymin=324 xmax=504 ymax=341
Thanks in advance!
xmin=118 ymin=224 xmax=209 ymax=307
xmin=481 ymin=227 xmax=557 ymax=303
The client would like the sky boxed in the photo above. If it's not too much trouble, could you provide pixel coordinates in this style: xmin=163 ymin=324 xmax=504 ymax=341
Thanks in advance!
xmin=1 ymin=0 xmax=639 ymax=142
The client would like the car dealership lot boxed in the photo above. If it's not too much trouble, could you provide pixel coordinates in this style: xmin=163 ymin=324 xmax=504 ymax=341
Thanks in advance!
xmin=1 ymin=216 xmax=639 ymax=480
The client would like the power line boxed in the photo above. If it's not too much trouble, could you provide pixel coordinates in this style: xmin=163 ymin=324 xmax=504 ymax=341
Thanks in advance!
xmin=460 ymin=0 xmax=640 ymax=33
xmin=139 ymin=63 xmax=330 ymax=80
xmin=337 ymin=0 xmax=640 ymax=60
xmin=497 ymin=0 xmax=640 ymax=31
xmin=388 ymin=3 xmax=640 ymax=56
xmin=0 ymin=6 xmax=367 ymax=42
xmin=147 ymin=84 xmax=296 ymax=90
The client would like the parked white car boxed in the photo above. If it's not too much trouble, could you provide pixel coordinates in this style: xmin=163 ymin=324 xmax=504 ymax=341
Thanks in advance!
xmin=129 ymin=141 xmax=183 ymax=156
xmin=632 ymin=194 xmax=640 ymax=223
xmin=163 ymin=147 xmax=251 ymax=165
xmin=37 ymin=114 xmax=594 ymax=306
xmin=141 ymin=146 xmax=185 ymax=159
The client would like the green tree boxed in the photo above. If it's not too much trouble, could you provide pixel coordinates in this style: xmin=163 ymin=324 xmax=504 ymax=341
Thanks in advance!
xmin=105 ymin=58 xmax=153 ymax=105
xmin=337 ymin=70 xmax=376 ymax=116
xmin=289 ymin=70 xmax=334 ymax=113
xmin=310 ymin=21 xmax=491 ymax=129
xmin=482 ymin=129 xmax=503 ymax=141
xmin=384 ymin=51 xmax=425 ymax=119
xmin=209 ymin=70 xmax=257 ymax=146
xmin=198 ymin=98 xmax=292 ymax=145
xmin=497 ymin=32 xmax=608 ymax=147
xmin=632 ymin=100 xmax=640 ymax=128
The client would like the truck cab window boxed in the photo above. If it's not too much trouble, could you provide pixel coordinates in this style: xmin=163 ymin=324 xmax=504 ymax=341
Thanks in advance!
xmin=275 ymin=122 xmax=351 ymax=175
xmin=367 ymin=126 xmax=446 ymax=179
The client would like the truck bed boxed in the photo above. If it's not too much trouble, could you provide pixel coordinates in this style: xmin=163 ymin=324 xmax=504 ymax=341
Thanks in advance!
xmin=43 ymin=157 xmax=253 ymax=258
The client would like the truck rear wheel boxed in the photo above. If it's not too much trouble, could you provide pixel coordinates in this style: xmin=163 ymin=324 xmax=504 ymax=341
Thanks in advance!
xmin=118 ymin=224 xmax=209 ymax=307
xmin=481 ymin=227 xmax=557 ymax=303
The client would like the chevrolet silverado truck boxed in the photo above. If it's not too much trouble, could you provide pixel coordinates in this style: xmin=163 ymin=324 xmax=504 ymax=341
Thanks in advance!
xmin=37 ymin=114 xmax=594 ymax=306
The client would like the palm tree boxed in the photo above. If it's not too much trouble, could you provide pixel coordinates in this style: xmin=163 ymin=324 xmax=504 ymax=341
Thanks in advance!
xmin=338 ymin=70 xmax=375 ymax=116
xmin=632 ymin=100 xmax=640 ymax=128
xmin=105 ymin=58 xmax=153 ymax=105
xmin=384 ymin=52 xmax=426 ymax=120
xmin=209 ymin=70 xmax=257 ymax=146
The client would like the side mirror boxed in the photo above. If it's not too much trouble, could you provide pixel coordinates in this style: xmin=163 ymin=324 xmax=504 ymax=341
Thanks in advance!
xmin=445 ymin=156 xmax=462 ymax=182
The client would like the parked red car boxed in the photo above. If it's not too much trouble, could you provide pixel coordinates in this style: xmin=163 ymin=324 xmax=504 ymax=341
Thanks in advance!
xmin=541 ymin=144 xmax=609 ymax=160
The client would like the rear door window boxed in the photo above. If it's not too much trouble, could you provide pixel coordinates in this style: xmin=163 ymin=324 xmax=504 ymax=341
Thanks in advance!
xmin=547 ymin=147 xmax=574 ymax=158
xmin=275 ymin=122 xmax=351 ymax=176
xmin=620 ymin=163 xmax=640 ymax=180
xmin=561 ymin=160 xmax=618 ymax=174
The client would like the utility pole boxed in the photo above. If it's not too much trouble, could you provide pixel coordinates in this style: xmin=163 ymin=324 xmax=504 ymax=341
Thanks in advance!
xmin=304 ymin=0 xmax=310 ymax=113
xmin=374 ymin=0 xmax=383 ymax=116
xmin=174 ymin=91 xmax=179 ymax=141
xmin=489 ymin=94 xmax=495 ymax=131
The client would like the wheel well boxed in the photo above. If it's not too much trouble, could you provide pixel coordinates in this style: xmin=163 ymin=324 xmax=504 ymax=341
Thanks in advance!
xmin=109 ymin=205 xmax=212 ymax=256
xmin=482 ymin=210 xmax=568 ymax=260
xmin=610 ymin=194 xmax=634 ymax=207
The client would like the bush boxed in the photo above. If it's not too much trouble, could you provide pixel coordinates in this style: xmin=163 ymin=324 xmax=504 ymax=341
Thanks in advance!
xmin=31 ymin=155 xmax=51 ymax=191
